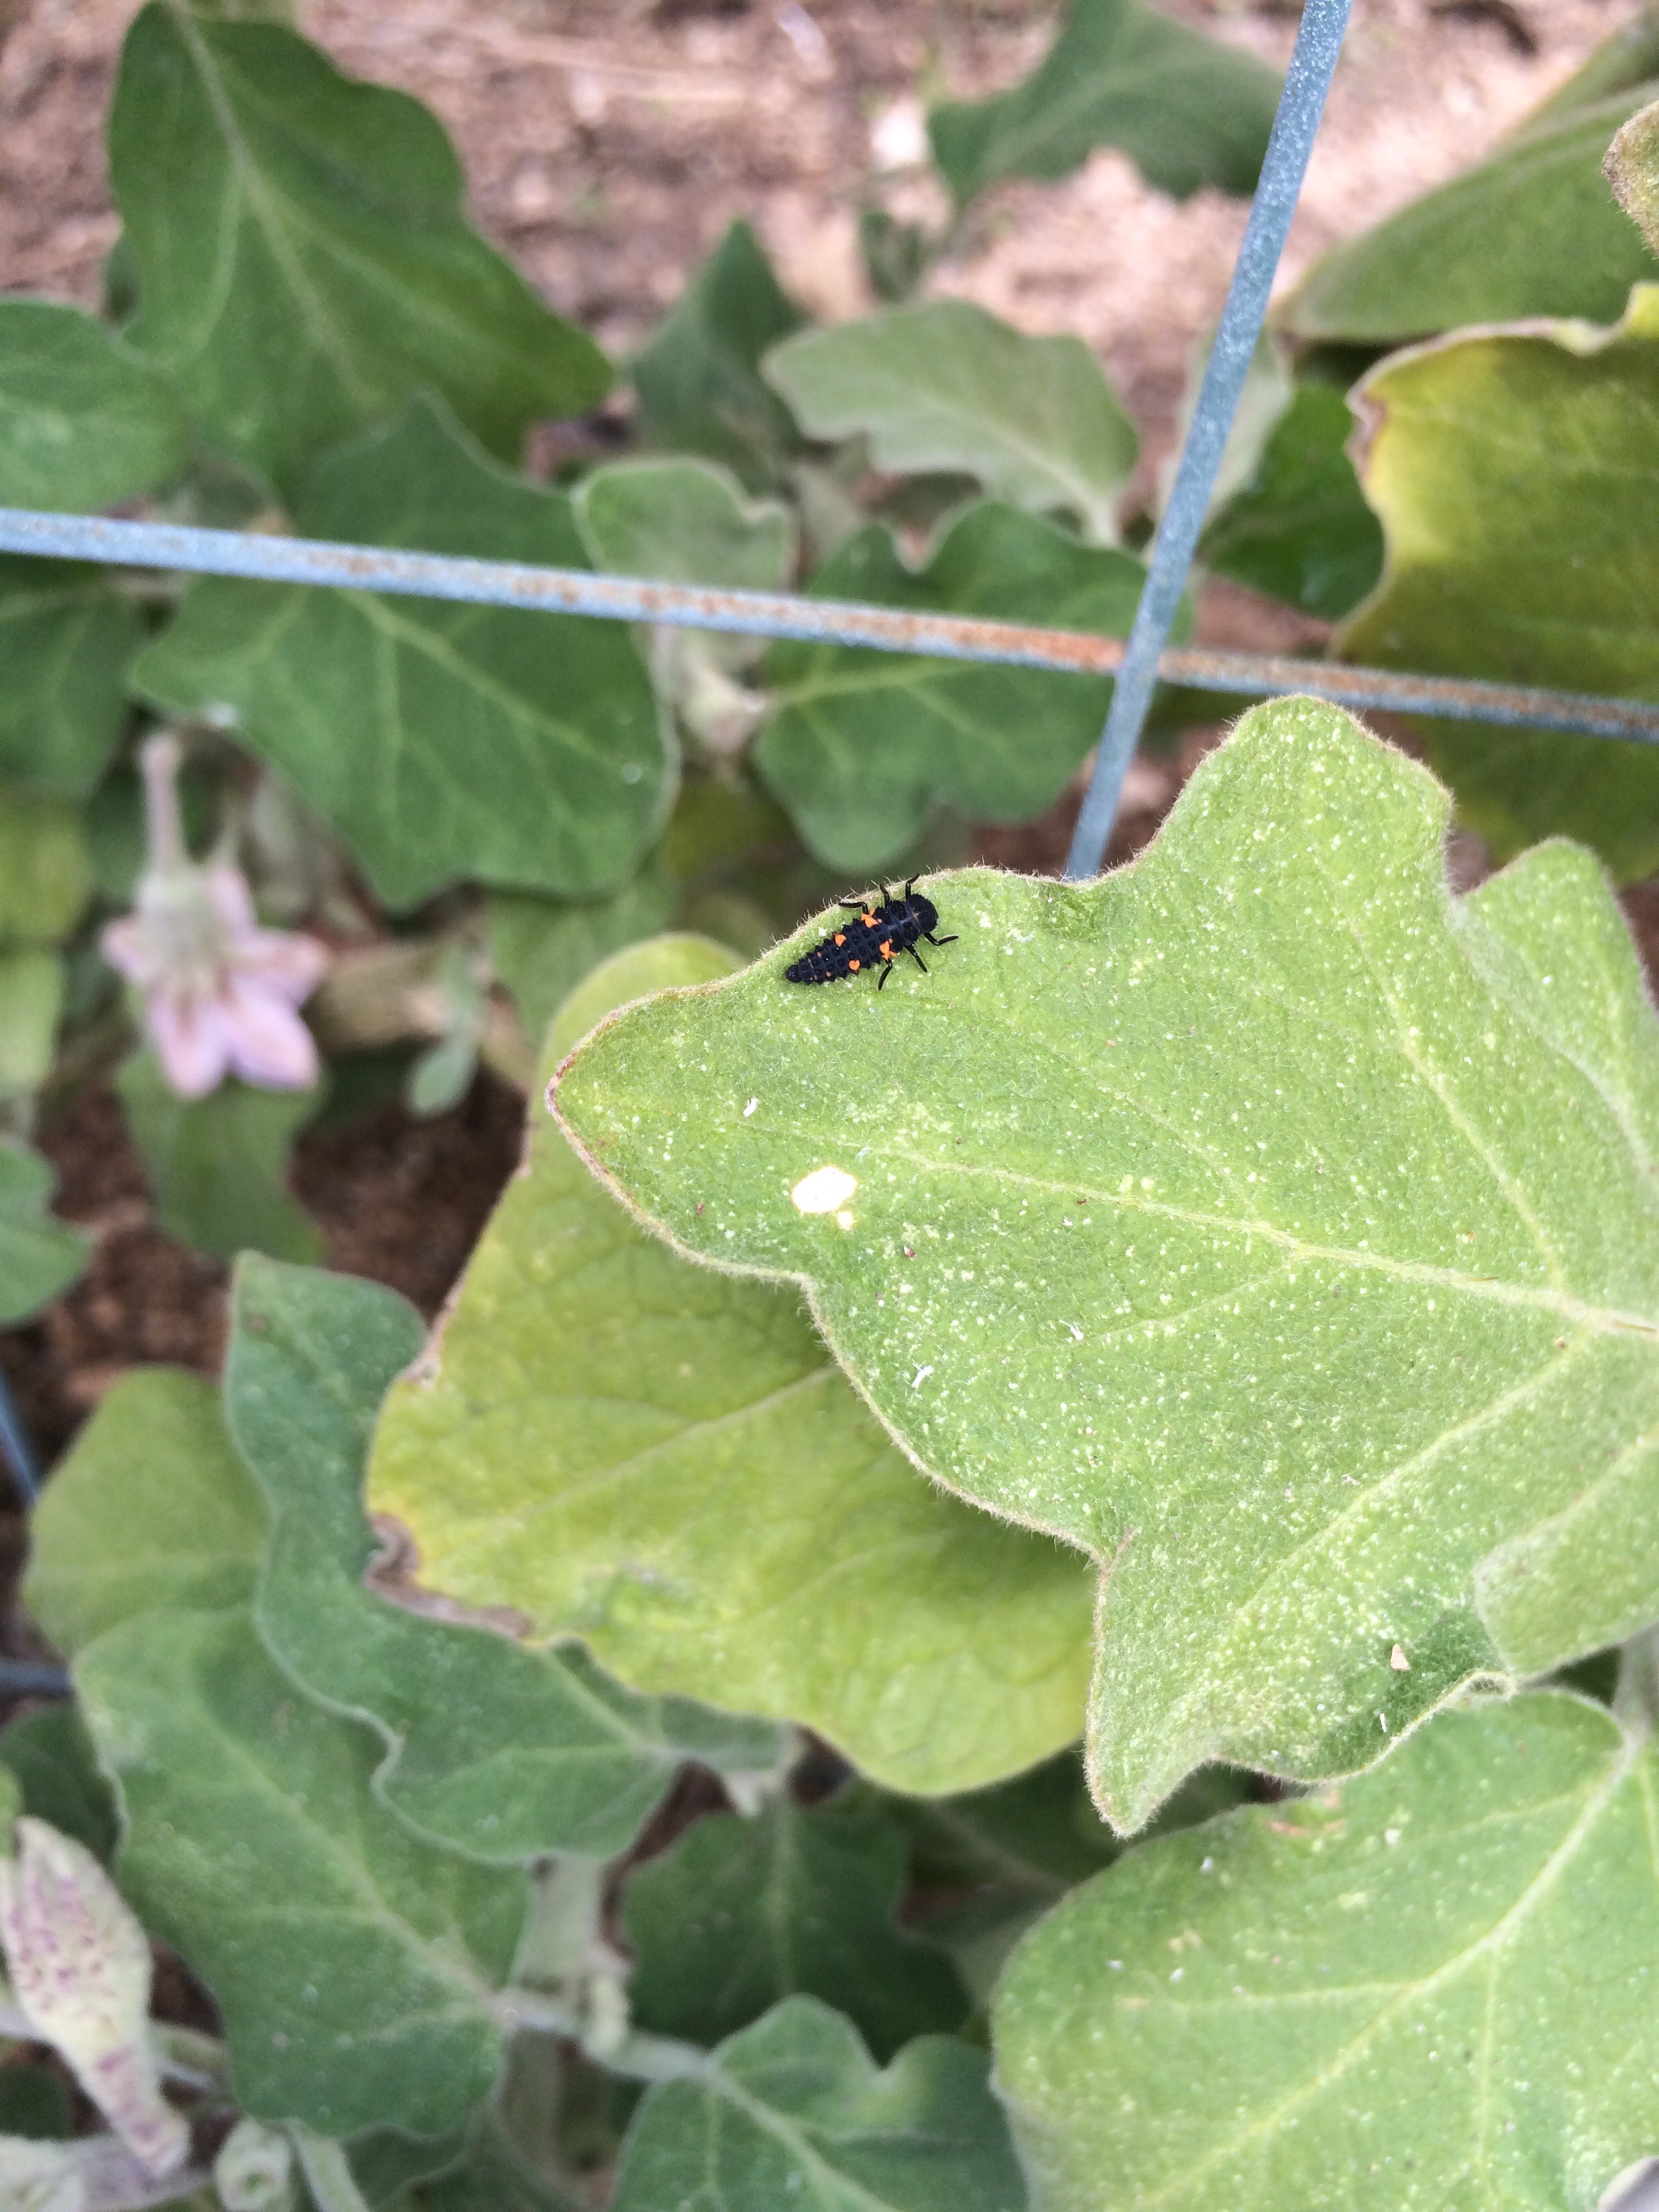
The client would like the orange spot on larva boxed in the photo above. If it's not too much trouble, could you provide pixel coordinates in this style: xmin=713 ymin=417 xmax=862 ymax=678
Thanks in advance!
xmin=861 ymin=912 xmax=876 ymax=926
xmin=848 ymin=959 xmax=861 ymax=972
xmin=879 ymin=941 xmax=893 ymax=958
xmin=833 ymin=932 xmax=846 ymax=945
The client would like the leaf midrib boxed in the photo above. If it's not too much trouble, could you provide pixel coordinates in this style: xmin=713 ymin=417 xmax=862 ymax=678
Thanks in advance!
xmin=890 ymin=1150 xmax=1659 ymax=1339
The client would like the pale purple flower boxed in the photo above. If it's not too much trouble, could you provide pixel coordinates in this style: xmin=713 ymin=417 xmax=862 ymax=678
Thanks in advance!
xmin=102 ymin=734 xmax=328 ymax=1100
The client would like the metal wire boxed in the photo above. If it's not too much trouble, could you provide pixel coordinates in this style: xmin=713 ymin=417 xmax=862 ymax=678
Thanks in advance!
xmin=1 ymin=506 xmax=1656 ymax=744
xmin=0 ymin=1658 xmax=71 ymax=1698
xmin=0 ymin=1363 xmax=41 ymax=1507
xmin=1064 ymin=0 xmax=1357 ymax=880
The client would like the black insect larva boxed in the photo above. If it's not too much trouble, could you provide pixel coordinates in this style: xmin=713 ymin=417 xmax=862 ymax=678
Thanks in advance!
xmin=784 ymin=882 xmax=958 ymax=991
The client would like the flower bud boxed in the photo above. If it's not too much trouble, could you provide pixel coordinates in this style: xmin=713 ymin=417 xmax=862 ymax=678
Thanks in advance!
xmin=0 ymin=1818 xmax=188 ymax=2179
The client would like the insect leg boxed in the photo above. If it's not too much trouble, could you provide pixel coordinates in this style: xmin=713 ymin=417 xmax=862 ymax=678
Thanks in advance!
xmin=907 ymin=947 xmax=929 ymax=973
xmin=878 ymin=961 xmax=893 ymax=990
xmin=924 ymin=933 xmax=959 ymax=947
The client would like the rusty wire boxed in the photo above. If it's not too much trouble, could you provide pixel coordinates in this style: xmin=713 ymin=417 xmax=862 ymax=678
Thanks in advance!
xmin=1 ymin=507 xmax=1654 ymax=749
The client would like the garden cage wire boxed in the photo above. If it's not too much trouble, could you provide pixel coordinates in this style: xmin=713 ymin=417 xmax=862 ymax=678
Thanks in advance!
xmin=1 ymin=0 xmax=1658 ymax=1620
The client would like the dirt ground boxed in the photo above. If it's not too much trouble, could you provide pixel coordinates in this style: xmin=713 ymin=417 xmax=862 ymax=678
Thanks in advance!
xmin=0 ymin=0 xmax=1648 ymax=1531
xmin=0 ymin=0 xmax=1637 ymax=447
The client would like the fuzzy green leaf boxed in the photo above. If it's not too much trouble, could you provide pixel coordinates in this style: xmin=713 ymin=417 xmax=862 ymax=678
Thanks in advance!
xmin=0 ymin=787 xmax=92 ymax=944
xmin=25 ymin=1366 xmax=266 ymax=1656
xmin=116 ymin=1052 xmax=322 ymax=1263
xmin=757 ymin=502 xmax=1147 ymax=874
xmin=1283 ymin=87 xmax=1659 ymax=342
xmin=928 ymin=0 xmax=1280 ymax=208
xmin=0 ymin=560 xmax=140 ymax=797
xmin=612 ymin=1998 xmax=1025 ymax=2212
xmin=994 ymin=1693 xmax=1659 ymax=2212
xmin=134 ymin=397 xmax=670 ymax=909
xmin=631 ymin=222 xmax=806 ymax=487
xmin=624 ymin=1798 xmax=967 ymax=2060
xmin=0 ymin=300 xmax=188 ymax=511
xmin=764 ymin=304 xmax=1137 ymax=546
xmin=369 ymin=937 xmax=1094 ymax=1798
xmin=1341 ymin=285 xmax=1659 ymax=882
xmin=0 ymin=1706 xmax=119 ymax=1865
xmin=108 ymin=3 xmax=609 ymax=489
xmin=574 ymin=455 xmax=795 ymax=591
xmin=1200 ymin=382 xmax=1382 ymax=621
xmin=0 ymin=1141 xmax=88 ymax=1326
xmin=0 ymin=949 xmax=64 ymax=1100
xmin=77 ymin=1604 xmax=525 ymax=2138
xmin=554 ymin=700 xmax=1659 ymax=1832
xmin=1608 ymin=95 xmax=1659 ymax=252
xmin=229 ymin=1254 xmax=785 ymax=1863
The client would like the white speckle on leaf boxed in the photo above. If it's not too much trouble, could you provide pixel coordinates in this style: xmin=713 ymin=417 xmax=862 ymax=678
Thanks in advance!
xmin=1389 ymin=1643 xmax=1410 ymax=1671
xmin=743 ymin=1097 xmax=759 ymax=1118
xmin=792 ymin=1165 xmax=857 ymax=1213
xmin=912 ymin=1364 xmax=935 ymax=1389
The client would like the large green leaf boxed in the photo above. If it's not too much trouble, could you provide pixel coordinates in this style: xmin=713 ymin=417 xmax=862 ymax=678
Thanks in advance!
xmin=612 ymin=1998 xmax=1025 ymax=2212
xmin=0 ymin=560 xmax=140 ymax=797
xmin=369 ymin=937 xmax=1094 ymax=1799
xmin=77 ymin=1605 xmax=525 ymax=2138
xmin=0 ymin=787 xmax=92 ymax=944
xmin=1609 ymin=95 xmax=1659 ymax=255
xmin=764 ymin=304 xmax=1136 ymax=546
xmin=1341 ymin=285 xmax=1659 ymax=882
xmin=229 ymin=1254 xmax=785 ymax=1863
xmin=994 ymin=1692 xmax=1659 ymax=2212
xmin=928 ymin=0 xmax=1280 ymax=208
xmin=0 ymin=1140 xmax=89 ymax=1326
xmin=25 ymin=1366 xmax=266 ymax=1656
xmin=623 ymin=1798 xmax=967 ymax=2060
xmin=108 ymin=2 xmax=608 ymax=489
xmin=116 ymin=1051 xmax=322 ymax=1263
xmin=630 ymin=222 xmax=806 ymax=487
xmin=1200 ymin=381 xmax=1382 ymax=621
xmin=756 ymin=502 xmax=1147 ymax=874
xmin=134 ymin=397 xmax=671 ymax=909
xmin=1283 ymin=87 xmax=1659 ymax=342
xmin=554 ymin=701 xmax=1659 ymax=1832
xmin=0 ymin=299 xmax=188 ymax=511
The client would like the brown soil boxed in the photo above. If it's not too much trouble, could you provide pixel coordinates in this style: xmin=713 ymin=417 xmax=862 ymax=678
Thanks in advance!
xmin=0 ymin=0 xmax=1635 ymax=453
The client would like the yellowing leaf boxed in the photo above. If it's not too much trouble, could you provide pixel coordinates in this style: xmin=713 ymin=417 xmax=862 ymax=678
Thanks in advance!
xmin=369 ymin=937 xmax=1094 ymax=1798
xmin=1342 ymin=286 xmax=1659 ymax=882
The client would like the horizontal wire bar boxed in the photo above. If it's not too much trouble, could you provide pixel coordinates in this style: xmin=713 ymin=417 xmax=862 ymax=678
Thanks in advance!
xmin=0 ymin=1658 xmax=70 ymax=1696
xmin=2 ymin=506 xmax=1656 ymax=744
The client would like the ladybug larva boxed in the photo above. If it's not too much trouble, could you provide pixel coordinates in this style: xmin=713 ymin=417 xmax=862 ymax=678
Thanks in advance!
xmin=785 ymin=882 xmax=958 ymax=991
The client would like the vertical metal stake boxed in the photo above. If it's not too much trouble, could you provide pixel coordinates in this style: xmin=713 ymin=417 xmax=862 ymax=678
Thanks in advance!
xmin=0 ymin=1365 xmax=42 ymax=1508
xmin=1063 ymin=0 xmax=1357 ymax=882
